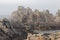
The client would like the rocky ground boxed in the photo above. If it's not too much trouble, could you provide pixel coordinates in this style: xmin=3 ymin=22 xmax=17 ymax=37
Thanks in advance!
xmin=27 ymin=32 xmax=60 ymax=40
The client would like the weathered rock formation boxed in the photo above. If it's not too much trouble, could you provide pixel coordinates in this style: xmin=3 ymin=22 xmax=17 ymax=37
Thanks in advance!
xmin=10 ymin=6 xmax=60 ymax=31
xmin=0 ymin=6 xmax=60 ymax=40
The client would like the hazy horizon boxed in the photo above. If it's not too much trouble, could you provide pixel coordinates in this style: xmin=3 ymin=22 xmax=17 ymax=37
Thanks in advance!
xmin=0 ymin=0 xmax=60 ymax=15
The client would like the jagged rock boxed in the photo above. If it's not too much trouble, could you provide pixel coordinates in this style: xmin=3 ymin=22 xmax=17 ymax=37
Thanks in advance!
xmin=1 ymin=6 xmax=60 ymax=40
xmin=44 ymin=10 xmax=54 ymax=24
xmin=56 ymin=10 xmax=60 ymax=17
xmin=55 ymin=10 xmax=60 ymax=23
xmin=10 ymin=6 xmax=60 ymax=32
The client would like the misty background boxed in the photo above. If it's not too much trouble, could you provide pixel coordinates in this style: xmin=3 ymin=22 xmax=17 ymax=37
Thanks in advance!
xmin=0 ymin=0 xmax=60 ymax=18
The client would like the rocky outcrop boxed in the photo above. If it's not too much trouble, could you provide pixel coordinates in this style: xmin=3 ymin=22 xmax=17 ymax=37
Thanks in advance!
xmin=0 ymin=6 xmax=60 ymax=40
xmin=55 ymin=10 xmax=60 ymax=22
xmin=0 ymin=18 xmax=25 ymax=40
xmin=10 ymin=6 xmax=59 ymax=31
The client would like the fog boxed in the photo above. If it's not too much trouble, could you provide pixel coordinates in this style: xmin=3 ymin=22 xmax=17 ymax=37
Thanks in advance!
xmin=0 ymin=0 xmax=60 ymax=15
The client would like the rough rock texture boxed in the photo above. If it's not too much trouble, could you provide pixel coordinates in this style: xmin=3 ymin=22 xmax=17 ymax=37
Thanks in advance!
xmin=27 ymin=32 xmax=60 ymax=40
xmin=10 ymin=6 xmax=60 ymax=31
xmin=55 ymin=10 xmax=60 ymax=22
xmin=0 ymin=6 xmax=60 ymax=40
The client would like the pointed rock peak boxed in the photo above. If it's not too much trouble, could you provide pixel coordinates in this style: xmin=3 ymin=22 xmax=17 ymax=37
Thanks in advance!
xmin=44 ymin=10 xmax=50 ymax=15
xmin=58 ymin=9 xmax=60 ymax=13
xmin=26 ymin=7 xmax=33 ymax=15
xmin=18 ymin=6 xmax=25 ymax=11
xmin=45 ymin=10 xmax=49 ymax=13
xmin=26 ymin=7 xmax=32 ymax=11
xmin=57 ymin=9 xmax=60 ymax=14
xmin=33 ymin=9 xmax=40 ymax=16
xmin=34 ymin=9 xmax=40 ymax=13
xmin=56 ymin=9 xmax=60 ymax=17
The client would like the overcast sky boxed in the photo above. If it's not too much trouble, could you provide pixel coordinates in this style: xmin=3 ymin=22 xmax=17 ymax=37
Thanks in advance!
xmin=0 ymin=0 xmax=60 ymax=15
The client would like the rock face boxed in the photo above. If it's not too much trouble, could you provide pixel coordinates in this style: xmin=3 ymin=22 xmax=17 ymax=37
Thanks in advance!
xmin=44 ymin=10 xmax=54 ymax=23
xmin=0 ymin=6 xmax=60 ymax=40
xmin=10 ymin=6 xmax=60 ymax=40
xmin=10 ymin=6 xmax=59 ymax=31
xmin=55 ymin=10 xmax=60 ymax=22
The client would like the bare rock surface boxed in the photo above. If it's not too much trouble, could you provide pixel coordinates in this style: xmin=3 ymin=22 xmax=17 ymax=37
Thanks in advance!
xmin=0 ymin=6 xmax=60 ymax=40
